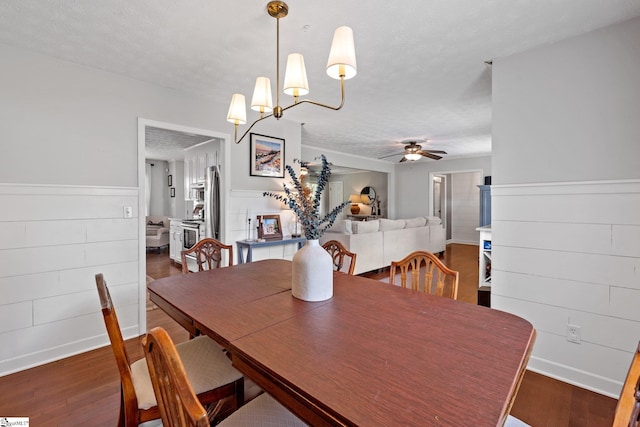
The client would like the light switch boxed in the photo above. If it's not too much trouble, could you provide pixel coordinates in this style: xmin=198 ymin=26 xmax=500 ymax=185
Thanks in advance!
xmin=123 ymin=206 xmax=133 ymax=218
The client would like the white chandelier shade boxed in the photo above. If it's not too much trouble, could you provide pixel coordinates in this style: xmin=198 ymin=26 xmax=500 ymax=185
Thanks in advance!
xmin=250 ymin=77 xmax=274 ymax=114
xmin=227 ymin=1 xmax=357 ymax=144
xmin=283 ymin=53 xmax=309 ymax=97
xmin=226 ymin=93 xmax=247 ymax=125
xmin=326 ymin=26 xmax=357 ymax=80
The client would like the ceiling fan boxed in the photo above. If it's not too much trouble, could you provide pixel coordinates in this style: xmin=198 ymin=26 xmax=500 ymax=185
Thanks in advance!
xmin=379 ymin=141 xmax=447 ymax=163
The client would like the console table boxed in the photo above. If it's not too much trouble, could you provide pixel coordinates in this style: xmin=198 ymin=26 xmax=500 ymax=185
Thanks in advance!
xmin=236 ymin=237 xmax=306 ymax=264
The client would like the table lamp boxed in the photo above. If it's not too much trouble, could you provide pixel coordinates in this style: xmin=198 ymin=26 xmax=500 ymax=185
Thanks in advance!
xmin=349 ymin=194 xmax=361 ymax=214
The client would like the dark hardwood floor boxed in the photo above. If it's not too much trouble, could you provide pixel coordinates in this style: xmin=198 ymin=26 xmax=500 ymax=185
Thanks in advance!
xmin=0 ymin=244 xmax=616 ymax=426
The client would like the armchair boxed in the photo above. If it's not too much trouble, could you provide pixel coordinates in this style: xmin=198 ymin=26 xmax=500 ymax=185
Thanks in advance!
xmin=146 ymin=215 xmax=170 ymax=252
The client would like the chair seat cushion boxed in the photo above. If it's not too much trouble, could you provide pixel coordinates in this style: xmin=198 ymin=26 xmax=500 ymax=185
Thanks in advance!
xmin=505 ymin=415 xmax=530 ymax=427
xmin=219 ymin=393 xmax=307 ymax=426
xmin=130 ymin=335 xmax=242 ymax=410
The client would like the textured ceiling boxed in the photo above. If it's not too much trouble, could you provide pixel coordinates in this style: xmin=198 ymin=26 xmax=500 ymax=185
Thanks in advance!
xmin=1 ymin=1 xmax=639 ymax=163
xmin=145 ymin=127 xmax=216 ymax=161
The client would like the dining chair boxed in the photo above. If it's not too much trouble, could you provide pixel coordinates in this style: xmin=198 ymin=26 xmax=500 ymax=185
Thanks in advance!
xmin=389 ymin=250 xmax=459 ymax=299
xmin=144 ymin=326 xmax=307 ymax=427
xmin=181 ymin=237 xmax=233 ymax=274
xmin=143 ymin=327 xmax=209 ymax=427
xmin=95 ymin=273 xmax=244 ymax=426
xmin=612 ymin=341 xmax=640 ymax=427
xmin=218 ymin=393 xmax=307 ymax=426
xmin=322 ymin=239 xmax=357 ymax=275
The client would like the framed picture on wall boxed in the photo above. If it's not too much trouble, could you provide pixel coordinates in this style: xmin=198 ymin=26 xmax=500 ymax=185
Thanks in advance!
xmin=257 ymin=215 xmax=283 ymax=240
xmin=170 ymin=188 xmax=175 ymax=198
xmin=250 ymin=133 xmax=285 ymax=178
xmin=168 ymin=174 xmax=172 ymax=187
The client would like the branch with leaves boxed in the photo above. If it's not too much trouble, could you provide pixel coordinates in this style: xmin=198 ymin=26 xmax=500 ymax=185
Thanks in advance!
xmin=264 ymin=155 xmax=349 ymax=240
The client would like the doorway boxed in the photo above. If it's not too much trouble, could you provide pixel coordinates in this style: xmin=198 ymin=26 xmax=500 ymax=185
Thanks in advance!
xmin=432 ymin=175 xmax=449 ymax=239
xmin=137 ymin=118 xmax=231 ymax=328
xmin=428 ymin=170 xmax=483 ymax=244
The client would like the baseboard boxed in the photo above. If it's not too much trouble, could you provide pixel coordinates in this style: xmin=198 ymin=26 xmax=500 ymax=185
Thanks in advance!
xmin=446 ymin=239 xmax=478 ymax=246
xmin=0 ymin=325 xmax=139 ymax=377
xmin=527 ymin=355 xmax=622 ymax=399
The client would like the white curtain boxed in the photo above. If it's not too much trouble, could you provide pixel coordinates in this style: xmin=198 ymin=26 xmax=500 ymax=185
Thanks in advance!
xmin=145 ymin=163 xmax=151 ymax=216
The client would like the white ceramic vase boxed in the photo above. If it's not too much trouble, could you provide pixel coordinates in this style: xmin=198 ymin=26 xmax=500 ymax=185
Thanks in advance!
xmin=291 ymin=239 xmax=333 ymax=302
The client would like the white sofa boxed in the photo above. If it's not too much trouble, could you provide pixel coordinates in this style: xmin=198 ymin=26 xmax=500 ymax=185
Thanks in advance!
xmin=146 ymin=215 xmax=170 ymax=251
xmin=319 ymin=216 xmax=445 ymax=275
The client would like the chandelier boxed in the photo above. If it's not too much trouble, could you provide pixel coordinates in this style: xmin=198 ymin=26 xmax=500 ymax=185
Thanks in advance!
xmin=226 ymin=1 xmax=357 ymax=144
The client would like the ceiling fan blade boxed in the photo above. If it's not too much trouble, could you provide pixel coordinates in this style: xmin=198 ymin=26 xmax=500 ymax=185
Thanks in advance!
xmin=421 ymin=152 xmax=442 ymax=160
xmin=423 ymin=150 xmax=447 ymax=154
xmin=399 ymin=157 xmax=407 ymax=163
xmin=378 ymin=152 xmax=402 ymax=159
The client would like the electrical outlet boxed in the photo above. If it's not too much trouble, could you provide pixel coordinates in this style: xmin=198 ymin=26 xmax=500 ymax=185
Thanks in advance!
xmin=123 ymin=206 xmax=133 ymax=219
xmin=567 ymin=324 xmax=581 ymax=344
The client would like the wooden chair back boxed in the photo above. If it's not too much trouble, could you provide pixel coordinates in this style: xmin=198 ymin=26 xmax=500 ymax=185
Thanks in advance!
xmin=389 ymin=251 xmax=459 ymax=299
xmin=322 ymin=239 xmax=357 ymax=275
xmin=181 ymin=238 xmax=233 ymax=274
xmin=96 ymin=273 xmax=157 ymax=426
xmin=143 ymin=327 xmax=209 ymax=427
xmin=613 ymin=342 xmax=640 ymax=427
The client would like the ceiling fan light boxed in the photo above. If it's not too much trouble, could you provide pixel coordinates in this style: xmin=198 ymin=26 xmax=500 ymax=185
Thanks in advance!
xmin=405 ymin=153 xmax=422 ymax=161
xmin=227 ymin=93 xmax=247 ymax=125
xmin=284 ymin=53 xmax=309 ymax=97
xmin=251 ymin=77 xmax=273 ymax=113
xmin=326 ymin=26 xmax=357 ymax=80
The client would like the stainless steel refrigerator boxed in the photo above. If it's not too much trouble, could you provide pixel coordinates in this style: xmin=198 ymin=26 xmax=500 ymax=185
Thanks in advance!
xmin=204 ymin=165 xmax=220 ymax=240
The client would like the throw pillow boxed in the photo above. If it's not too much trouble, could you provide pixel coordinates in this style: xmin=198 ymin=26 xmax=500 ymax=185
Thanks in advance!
xmin=378 ymin=218 xmax=405 ymax=231
xmin=328 ymin=219 xmax=352 ymax=234
xmin=147 ymin=220 xmax=165 ymax=227
xmin=425 ymin=216 xmax=442 ymax=226
xmin=352 ymin=220 xmax=380 ymax=234
xmin=404 ymin=217 xmax=426 ymax=228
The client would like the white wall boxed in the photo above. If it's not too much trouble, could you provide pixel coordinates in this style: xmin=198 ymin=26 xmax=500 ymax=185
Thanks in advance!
xmin=492 ymin=17 xmax=640 ymax=397
xmin=331 ymin=171 xmax=388 ymax=218
xmin=450 ymin=171 xmax=482 ymax=244
xmin=0 ymin=42 xmax=302 ymax=375
xmin=394 ymin=156 xmax=491 ymax=218
xmin=168 ymin=160 xmax=185 ymax=218
xmin=302 ymin=145 xmax=397 ymax=218
xmin=146 ymin=160 xmax=169 ymax=216
xmin=225 ymin=119 xmax=302 ymax=261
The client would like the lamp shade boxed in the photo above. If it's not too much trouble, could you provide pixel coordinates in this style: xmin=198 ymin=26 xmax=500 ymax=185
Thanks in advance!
xmin=284 ymin=53 xmax=310 ymax=97
xmin=227 ymin=93 xmax=247 ymax=124
xmin=326 ymin=26 xmax=357 ymax=80
xmin=405 ymin=153 xmax=422 ymax=161
xmin=251 ymin=77 xmax=273 ymax=113
xmin=349 ymin=194 xmax=361 ymax=204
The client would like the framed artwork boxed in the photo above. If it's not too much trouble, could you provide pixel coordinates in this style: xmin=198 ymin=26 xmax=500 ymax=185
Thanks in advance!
xmin=168 ymin=174 xmax=172 ymax=187
xmin=257 ymin=215 xmax=283 ymax=240
xmin=170 ymin=188 xmax=175 ymax=198
xmin=250 ymin=133 xmax=285 ymax=178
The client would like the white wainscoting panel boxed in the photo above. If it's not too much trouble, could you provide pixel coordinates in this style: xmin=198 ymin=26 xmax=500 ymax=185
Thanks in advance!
xmin=0 ymin=184 xmax=140 ymax=376
xmin=228 ymin=190 xmax=301 ymax=264
xmin=492 ymin=180 xmax=640 ymax=397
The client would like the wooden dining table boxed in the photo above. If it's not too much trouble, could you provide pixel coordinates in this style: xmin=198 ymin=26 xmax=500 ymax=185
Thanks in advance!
xmin=147 ymin=259 xmax=535 ymax=426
